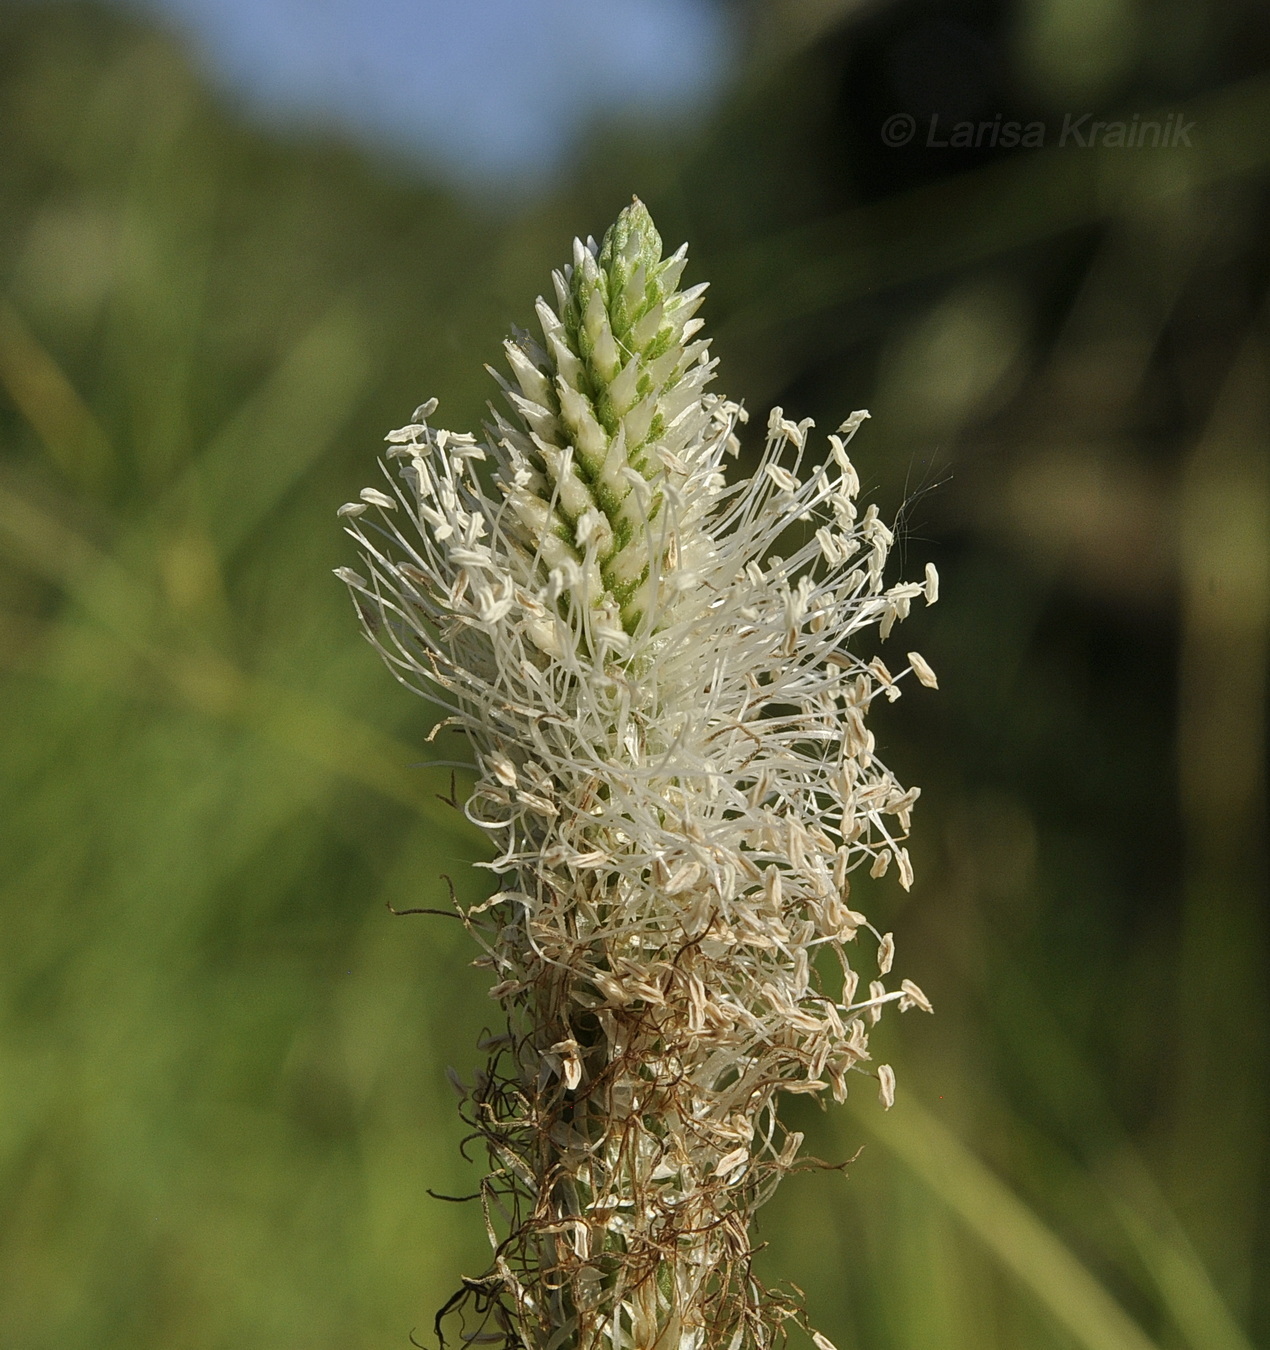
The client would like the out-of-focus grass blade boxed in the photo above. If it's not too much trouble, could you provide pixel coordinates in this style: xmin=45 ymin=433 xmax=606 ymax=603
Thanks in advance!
xmin=0 ymin=296 xmax=113 ymax=494
xmin=985 ymin=958 xmax=1255 ymax=1350
xmin=1105 ymin=1186 xmax=1255 ymax=1350
xmin=0 ymin=477 xmax=469 ymax=828
xmin=845 ymin=1091 xmax=1161 ymax=1350
xmin=188 ymin=297 xmax=372 ymax=559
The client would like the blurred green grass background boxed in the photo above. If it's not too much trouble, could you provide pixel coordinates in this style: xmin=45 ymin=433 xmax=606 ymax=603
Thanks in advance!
xmin=1 ymin=2 xmax=1267 ymax=1348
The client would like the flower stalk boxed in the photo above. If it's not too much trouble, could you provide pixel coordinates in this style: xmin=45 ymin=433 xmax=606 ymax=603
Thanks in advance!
xmin=337 ymin=199 xmax=935 ymax=1350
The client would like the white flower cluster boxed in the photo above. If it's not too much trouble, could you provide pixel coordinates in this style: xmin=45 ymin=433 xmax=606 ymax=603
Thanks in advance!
xmin=337 ymin=200 xmax=935 ymax=1350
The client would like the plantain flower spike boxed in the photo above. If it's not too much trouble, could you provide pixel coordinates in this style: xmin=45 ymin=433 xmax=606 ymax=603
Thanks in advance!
xmin=336 ymin=198 xmax=936 ymax=1350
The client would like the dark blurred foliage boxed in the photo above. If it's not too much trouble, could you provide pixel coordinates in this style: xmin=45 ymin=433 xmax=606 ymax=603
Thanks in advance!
xmin=0 ymin=2 xmax=1267 ymax=1348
